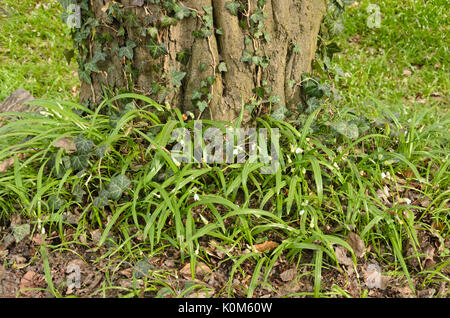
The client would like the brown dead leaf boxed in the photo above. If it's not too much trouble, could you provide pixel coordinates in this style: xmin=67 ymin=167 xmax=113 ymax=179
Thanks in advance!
xmin=90 ymin=229 xmax=102 ymax=243
xmin=53 ymin=137 xmax=76 ymax=153
xmin=19 ymin=271 xmax=44 ymax=297
xmin=180 ymin=262 xmax=211 ymax=279
xmin=280 ymin=268 xmax=297 ymax=282
xmin=347 ymin=232 xmax=365 ymax=258
xmin=0 ymin=156 xmax=14 ymax=173
xmin=418 ymin=288 xmax=435 ymax=298
xmin=119 ymin=268 xmax=133 ymax=278
xmin=431 ymin=220 xmax=443 ymax=231
xmin=32 ymin=234 xmax=46 ymax=245
xmin=334 ymin=246 xmax=353 ymax=266
xmin=422 ymin=244 xmax=436 ymax=269
xmin=254 ymin=241 xmax=279 ymax=252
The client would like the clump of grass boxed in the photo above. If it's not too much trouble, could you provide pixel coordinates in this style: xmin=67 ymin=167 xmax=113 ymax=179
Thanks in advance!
xmin=1 ymin=91 xmax=448 ymax=297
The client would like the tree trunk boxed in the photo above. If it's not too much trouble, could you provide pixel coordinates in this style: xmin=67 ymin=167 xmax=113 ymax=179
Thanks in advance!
xmin=73 ymin=0 xmax=327 ymax=122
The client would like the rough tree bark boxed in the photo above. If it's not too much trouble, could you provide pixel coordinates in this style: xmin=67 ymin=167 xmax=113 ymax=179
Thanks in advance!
xmin=73 ymin=0 xmax=328 ymax=122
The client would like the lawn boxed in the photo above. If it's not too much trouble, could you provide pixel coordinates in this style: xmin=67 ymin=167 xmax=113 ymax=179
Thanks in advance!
xmin=0 ymin=0 xmax=448 ymax=298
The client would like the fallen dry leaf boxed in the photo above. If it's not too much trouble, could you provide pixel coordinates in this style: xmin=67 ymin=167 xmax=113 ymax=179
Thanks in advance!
xmin=180 ymin=262 xmax=211 ymax=279
xmin=334 ymin=246 xmax=353 ymax=266
xmin=0 ymin=156 xmax=14 ymax=173
xmin=19 ymin=271 xmax=44 ymax=297
xmin=254 ymin=241 xmax=279 ymax=252
xmin=347 ymin=232 xmax=365 ymax=258
xmin=53 ymin=137 xmax=77 ymax=153
xmin=280 ymin=268 xmax=297 ymax=282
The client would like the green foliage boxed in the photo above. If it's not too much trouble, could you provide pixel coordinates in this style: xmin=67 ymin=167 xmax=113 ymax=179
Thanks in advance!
xmin=170 ymin=69 xmax=186 ymax=86
xmin=147 ymin=40 xmax=169 ymax=59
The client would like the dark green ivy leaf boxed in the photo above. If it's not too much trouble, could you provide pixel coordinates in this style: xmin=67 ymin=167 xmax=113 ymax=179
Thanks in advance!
xmin=225 ymin=1 xmax=240 ymax=16
xmin=93 ymin=189 xmax=109 ymax=207
xmin=176 ymin=48 xmax=191 ymax=65
xmin=271 ymin=105 xmax=288 ymax=121
xmin=48 ymin=195 xmax=64 ymax=212
xmin=107 ymin=174 xmax=131 ymax=201
xmin=119 ymin=40 xmax=136 ymax=60
xmin=170 ymin=69 xmax=187 ymax=86
xmin=71 ymin=154 xmax=90 ymax=171
xmin=74 ymin=134 xmax=94 ymax=154
xmin=147 ymin=39 xmax=168 ymax=59
xmin=63 ymin=48 xmax=74 ymax=64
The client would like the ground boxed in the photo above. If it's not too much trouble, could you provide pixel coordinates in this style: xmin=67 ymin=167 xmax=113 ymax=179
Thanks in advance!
xmin=0 ymin=0 xmax=448 ymax=298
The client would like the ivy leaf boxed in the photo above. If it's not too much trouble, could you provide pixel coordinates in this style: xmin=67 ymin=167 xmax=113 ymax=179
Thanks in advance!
xmin=94 ymin=145 xmax=108 ymax=158
xmin=240 ymin=50 xmax=253 ymax=64
xmin=74 ymin=134 xmax=94 ymax=154
xmin=173 ymin=4 xmax=191 ymax=20
xmin=63 ymin=49 xmax=74 ymax=64
xmin=330 ymin=18 xmax=344 ymax=36
xmin=147 ymin=26 xmax=158 ymax=38
xmin=305 ymin=97 xmax=322 ymax=114
xmin=160 ymin=15 xmax=178 ymax=27
xmin=176 ymin=48 xmax=191 ymax=65
xmin=78 ymin=69 xmax=92 ymax=84
xmin=119 ymin=40 xmax=136 ymax=60
xmin=330 ymin=122 xmax=359 ymax=139
xmin=93 ymin=189 xmax=109 ymax=207
xmin=92 ymin=50 xmax=107 ymax=63
xmin=107 ymin=174 xmax=131 ymax=201
xmin=71 ymin=154 xmax=90 ymax=171
xmin=206 ymin=75 xmax=216 ymax=85
xmin=170 ymin=69 xmax=187 ymax=86
xmin=196 ymin=101 xmax=208 ymax=112
xmin=218 ymin=62 xmax=228 ymax=72
xmin=225 ymin=1 xmax=240 ymax=16
xmin=147 ymin=40 xmax=168 ymax=59
xmin=72 ymin=184 xmax=86 ymax=202
xmin=48 ymin=195 xmax=64 ymax=212
xmin=271 ymin=106 xmax=288 ymax=121
xmin=12 ymin=224 xmax=30 ymax=243
xmin=84 ymin=61 xmax=99 ymax=73
xmin=302 ymin=77 xmax=324 ymax=98
xmin=191 ymin=89 xmax=203 ymax=101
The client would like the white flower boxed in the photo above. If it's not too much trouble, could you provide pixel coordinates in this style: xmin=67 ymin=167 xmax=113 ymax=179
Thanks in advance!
xmin=299 ymin=210 xmax=305 ymax=216
xmin=233 ymin=148 xmax=239 ymax=155
xmin=405 ymin=198 xmax=411 ymax=205
xmin=295 ymin=147 xmax=303 ymax=154
xmin=193 ymin=193 xmax=200 ymax=201
xmin=381 ymin=172 xmax=390 ymax=179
